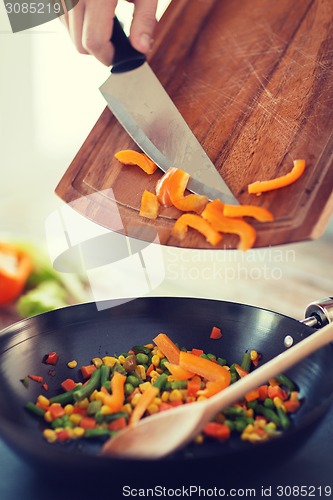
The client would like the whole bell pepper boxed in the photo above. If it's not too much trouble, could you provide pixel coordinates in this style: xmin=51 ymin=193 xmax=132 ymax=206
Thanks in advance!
xmin=0 ymin=242 xmax=33 ymax=305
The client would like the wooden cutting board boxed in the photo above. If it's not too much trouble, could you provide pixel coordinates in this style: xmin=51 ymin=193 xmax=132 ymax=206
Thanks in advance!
xmin=56 ymin=0 xmax=333 ymax=250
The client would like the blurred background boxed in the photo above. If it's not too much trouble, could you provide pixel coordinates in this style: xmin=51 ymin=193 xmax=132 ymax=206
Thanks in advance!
xmin=0 ymin=0 xmax=332 ymax=323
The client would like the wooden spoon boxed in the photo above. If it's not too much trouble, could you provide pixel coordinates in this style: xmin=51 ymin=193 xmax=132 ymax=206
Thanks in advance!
xmin=102 ymin=321 xmax=333 ymax=459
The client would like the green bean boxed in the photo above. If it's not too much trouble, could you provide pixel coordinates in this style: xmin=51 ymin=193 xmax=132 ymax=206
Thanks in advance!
xmin=124 ymin=383 xmax=135 ymax=396
xmin=102 ymin=380 xmax=111 ymax=392
xmin=100 ymin=364 xmax=111 ymax=386
xmin=240 ymin=352 xmax=251 ymax=372
xmin=256 ymin=404 xmax=280 ymax=427
xmin=234 ymin=418 xmax=249 ymax=433
xmin=171 ymin=380 xmax=187 ymax=390
xmin=84 ymin=429 xmax=112 ymax=439
xmin=73 ymin=367 xmax=101 ymax=402
xmin=49 ymin=385 xmax=82 ymax=405
xmin=25 ymin=401 xmax=45 ymax=418
xmin=224 ymin=419 xmax=235 ymax=431
xmin=200 ymin=353 xmax=210 ymax=360
xmin=223 ymin=407 xmax=246 ymax=418
xmin=263 ymin=398 xmax=275 ymax=409
xmin=206 ymin=353 xmax=216 ymax=361
xmin=159 ymin=358 xmax=169 ymax=371
xmin=275 ymin=374 xmax=296 ymax=392
xmin=95 ymin=411 xmax=128 ymax=424
xmin=277 ymin=406 xmax=291 ymax=430
xmin=230 ymin=372 xmax=238 ymax=384
xmin=247 ymin=400 xmax=258 ymax=410
xmin=153 ymin=373 xmax=168 ymax=391
xmin=112 ymin=362 xmax=127 ymax=376
xmin=217 ymin=357 xmax=227 ymax=366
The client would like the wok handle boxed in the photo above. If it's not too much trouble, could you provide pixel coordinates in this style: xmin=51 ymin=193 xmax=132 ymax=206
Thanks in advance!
xmin=302 ymin=297 xmax=333 ymax=328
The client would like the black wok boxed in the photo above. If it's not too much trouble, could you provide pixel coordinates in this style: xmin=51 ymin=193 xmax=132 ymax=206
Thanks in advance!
xmin=0 ymin=296 xmax=333 ymax=473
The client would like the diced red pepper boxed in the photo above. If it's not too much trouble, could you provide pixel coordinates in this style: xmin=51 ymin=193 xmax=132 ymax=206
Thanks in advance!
xmin=210 ymin=326 xmax=222 ymax=340
xmin=80 ymin=417 xmax=96 ymax=430
xmin=267 ymin=385 xmax=288 ymax=401
xmin=191 ymin=348 xmax=204 ymax=356
xmin=42 ymin=382 xmax=49 ymax=391
xmin=187 ymin=376 xmax=202 ymax=397
xmin=258 ymin=385 xmax=269 ymax=400
xmin=28 ymin=374 xmax=43 ymax=383
xmin=56 ymin=430 xmax=70 ymax=442
xmin=61 ymin=378 xmax=77 ymax=392
xmin=203 ymin=422 xmax=231 ymax=440
xmin=73 ymin=406 xmax=87 ymax=416
xmin=108 ymin=417 xmax=127 ymax=432
xmin=159 ymin=402 xmax=173 ymax=412
xmin=80 ymin=364 xmax=96 ymax=380
xmin=49 ymin=404 xmax=65 ymax=420
xmin=44 ymin=351 xmax=59 ymax=365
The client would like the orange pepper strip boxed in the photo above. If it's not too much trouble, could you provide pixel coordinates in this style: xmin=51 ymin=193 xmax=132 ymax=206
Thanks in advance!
xmin=163 ymin=362 xmax=194 ymax=381
xmin=197 ymin=379 xmax=229 ymax=398
xmin=155 ymin=167 xmax=178 ymax=207
xmin=0 ymin=242 xmax=33 ymax=305
xmin=179 ymin=351 xmax=231 ymax=385
xmin=129 ymin=385 xmax=159 ymax=425
xmin=223 ymin=204 xmax=274 ymax=222
xmin=103 ymin=372 xmax=126 ymax=412
xmin=153 ymin=333 xmax=180 ymax=364
xmin=114 ymin=150 xmax=158 ymax=175
xmin=172 ymin=213 xmax=223 ymax=247
xmin=140 ymin=190 xmax=160 ymax=219
xmin=244 ymin=389 xmax=260 ymax=402
xmin=167 ymin=168 xmax=208 ymax=213
xmin=248 ymin=159 xmax=306 ymax=195
xmin=234 ymin=364 xmax=249 ymax=378
xmin=202 ymin=199 xmax=256 ymax=251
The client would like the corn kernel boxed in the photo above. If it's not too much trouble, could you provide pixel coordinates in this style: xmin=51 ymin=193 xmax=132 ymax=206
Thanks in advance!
xmin=121 ymin=403 xmax=133 ymax=415
xmin=268 ymin=378 xmax=279 ymax=387
xmin=131 ymin=393 xmax=142 ymax=407
xmin=153 ymin=397 xmax=162 ymax=405
xmin=76 ymin=398 xmax=89 ymax=409
xmin=118 ymin=355 xmax=126 ymax=364
xmin=194 ymin=434 xmax=204 ymax=444
xmin=67 ymin=360 xmax=77 ymax=369
xmin=102 ymin=356 xmax=117 ymax=368
xmin=44 ymin=411 xmax=52 ymax=423
xmin=64 ymin=404 xmax=74 ymax=416
xmin=246 ymin=408 xmax=254 ymax=418
xmin=167 ymin=375 xmax=175 ymax=383
xmin=37 ymin=395 xmax=50 ymax=407
xmin=73 ymin=427 xmax=85 ymax=438
xmin=161 ymin=391 xmax=169 ymax=402
xmin=196 ymin=395 xmax=207 ymax=402
xmin=147 ymin=403 xmax=159 ymax=415
xmin=265 ymin=422 xmax=277 ymax=431
xmin=91 ymin=357 xmax=103 ymax=368
xmin=69 ymin=414 xmax=82 ymax=426
xmin=139 ymin=382 xmax=152 ymax=393
xmin=94 ymin=391 xmax=106 ymax=403
xmin=151 ymin=355 xmax=160 ymax=367
xmin=135 ymin=365 xmax=146 ymax=380
xmin=65 ymin=427 xmax=75 ymax=438
xmin=250 ymin=350 xmax=258 ymax=361
xmin=156 ymin=368 xmax=163 ymax=374
xmin=155 ymin=349 xmax=165 ymax=359
xmin=144 ymin=343 xmax=154 ymax=349
xmin=169 ymin=389 xmax=182 ymax=402
xmin=43 ymin=429 xmax=57 ymax=443
xmin=149 ymin=370 xmax=160 ymax=379
xmin=101 ymin=405 xmax=113 ymax=415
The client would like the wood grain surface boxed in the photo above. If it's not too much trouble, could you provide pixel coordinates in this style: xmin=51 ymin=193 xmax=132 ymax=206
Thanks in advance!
xmin=56 ymin=0 xmax=333 ymax=250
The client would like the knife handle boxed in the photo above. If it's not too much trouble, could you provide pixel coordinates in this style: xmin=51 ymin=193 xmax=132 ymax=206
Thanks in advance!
xmin=111 ymin=17 xmax=146 ymax=73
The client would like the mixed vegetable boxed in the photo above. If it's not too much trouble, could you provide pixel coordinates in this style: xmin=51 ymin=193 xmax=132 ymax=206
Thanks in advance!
xmin=25 ymin=331 xmax=301 ymax=447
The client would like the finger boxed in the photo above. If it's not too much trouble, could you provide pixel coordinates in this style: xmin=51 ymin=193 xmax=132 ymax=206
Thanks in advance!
xmin=59 ymin=0 xmax=69 ymax=28
xmin=82 ymin=0 xmax=117 ymax=66
xmin=130 ymin=0 xmax=158 ymax=53
xmin=67 ymin=1 xmax=88 ymax=55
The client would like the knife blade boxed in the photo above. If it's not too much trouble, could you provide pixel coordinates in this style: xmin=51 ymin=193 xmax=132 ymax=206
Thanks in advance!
xmin=100 ymin=18 xmax=239 ymax=205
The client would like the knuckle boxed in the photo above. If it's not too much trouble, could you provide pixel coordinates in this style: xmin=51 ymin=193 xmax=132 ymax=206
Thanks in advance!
xmin=82 ymin=34 xmax=104 ymax=54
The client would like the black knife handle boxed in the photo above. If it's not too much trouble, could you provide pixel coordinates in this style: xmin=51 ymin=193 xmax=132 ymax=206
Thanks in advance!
xmin=111 ymin=17 xmax=146 ymax=73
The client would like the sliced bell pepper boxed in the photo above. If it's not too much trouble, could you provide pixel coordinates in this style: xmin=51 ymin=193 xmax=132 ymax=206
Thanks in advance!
xmin=234 ymin=364 xmax=249 ymax=378
xmin=153 ymin=333 xmax=180 ymax=364
xmin=129 ymin=384 xmax=159 ymax=425
xmin=0 ymin=242 xmax=33 ymax=305
xmin=103 ymin=372 xmax=126 ymax=413
xmin=248 ymin=159 xmax=306 ymax=195
xmin=155 ymin=167 xmax=178 ymax=207
xmin=166 ymin=168 xmax=208 ymax=213
xmin=223 ymin=204 xmax=274 ymax=222
xmin=197 ymin=379 xmax=229 ymax=398
xmin=179 ymin=351 xmax=231 ymax=384
xmin=172 ymin=213 xmax=223 ymax=246
xmin=114 ymin=150 xmax=158 ymax=175
xmin=163 ymin=362 xmax=194 ymax=381
xmin=140 ymin=190 xmax=160 ymax=219
xmin=201 ymin=199 xmax=256 ymax=251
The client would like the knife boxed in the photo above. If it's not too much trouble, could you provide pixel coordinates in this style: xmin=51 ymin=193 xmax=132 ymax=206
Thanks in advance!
xmin=100 ymin=18 xmax=239 ymax=205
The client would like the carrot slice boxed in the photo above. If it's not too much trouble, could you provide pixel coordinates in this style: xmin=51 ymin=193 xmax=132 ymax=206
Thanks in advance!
xmin=140 ymin=190 xmax=160 ymax=219
xmin=234 ymin=364 xmax=249 ymax=378
xmin=248 ymin=159 xmax=306 ymax=195
xmin=153 ymin=333 xmax=180 ymax=364
xmin=155 ymin=167 xmax=178 ymax=207
xmin=164 ymin=362 xmax=194 ymax=380
xmin=223 ymin=204 xmax=274 ymax=222
xmin=179 ymin=351 xmax=231 ymax=384
xmin=129 ymin=385 xmax=159 ymax=425
xmin=115 ymin=150 xmax=158 ymax=174
xmin=167 ymin=168 xmax=208 ymax=213
xmin=172 ymin=213 xmax=223 ymax=247
xmin=202 ymin=199 xmax=256 ymax=251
